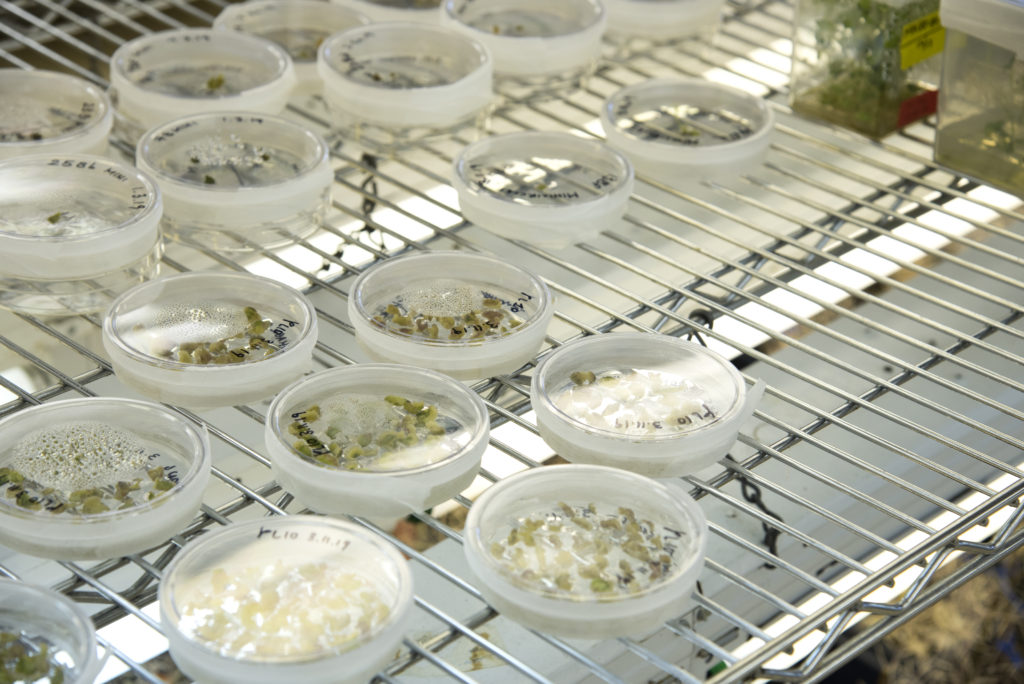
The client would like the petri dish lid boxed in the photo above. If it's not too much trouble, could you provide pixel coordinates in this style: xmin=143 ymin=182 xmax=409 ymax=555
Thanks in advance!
xmin=331 ymin=0 xmax=442 ymax=23
xmin=0 ymin=397 xmax=211 ymax=560
xmin=603 ymin=0 xmax=724 ymax=39
xmin=533 ymin=333 xmax=747 ymax=443
xmin=160 ymin=516 xmax=413 ymax=669
xmin=600 ymin=78 xmax=775 ymax=178
xmin=0 ymin=154 xmax=162 ymax=280
xmin=136 ymin=112 xmax=331 ymax=228
xmin=0 ymin=69 xmax=112 ymax=159
xmin=441 ymin=0 xmax=606 ymax=77
xmin=317 ymin=22 xmax=492 ymax=129
xmin=0 ymin=579 xmax=104 ymax=683
xmin=452 ymin=131 xmax=634 ymax=247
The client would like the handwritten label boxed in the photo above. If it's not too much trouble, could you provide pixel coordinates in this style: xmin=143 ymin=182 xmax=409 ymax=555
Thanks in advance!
xmin=900 ymin=11 xmax=945 ymax=70
xmin=256 ymin=525 xmax=352 ymax=549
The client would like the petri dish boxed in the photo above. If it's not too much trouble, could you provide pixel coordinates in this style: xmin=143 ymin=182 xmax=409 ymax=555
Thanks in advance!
xmin=600 ymin=78 xmax=775 ymax=180
xmin=441 ymin=0 xmax=605 ymax=98
xmin=531 ymin=333 xmax=764 ymax=477
xmin=0 ymin=579 xmax=104 ymax=683
xmin=464 ymin=464 xmax=707 ymax=638
xmin=603 ymin=0 xmax=724 ymax=45
xmin=0 ymin=69 xmax=112 ymax=160
xmin=266 ymin=364 xmax=488 ymax=518
xmin=452 ymin=131 xmax=634 ymax=248
xmin=160 ymin=515 xmax=413 ymax=684
xmin=102 ymin=272 xmax=318 ymax=410
xmin=214 ymin=0 xmax=369 ymax=93
xmin=347 ymin=251 xmax=554 ymax=380
xmin=331 ymin=0 xmax=442 ymax=23
xmin=109 ymin=28 xmax=295 ymax=144
xmin=136 ymin=112 xmax=332 ymax=252
xmin=0 ymin=153 xmax=163 ymax=316
xmin=0 ymin=397 xmax=211 ymax=560
xmin=317 ymin=23 xmax=492 ymax=150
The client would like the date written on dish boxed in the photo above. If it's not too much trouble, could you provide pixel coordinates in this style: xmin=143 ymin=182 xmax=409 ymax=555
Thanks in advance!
xmin=256 ymin=526 xmax=352 ymax=549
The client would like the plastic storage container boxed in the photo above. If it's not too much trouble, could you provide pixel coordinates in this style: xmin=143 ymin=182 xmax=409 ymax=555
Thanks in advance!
xmin=331 ymin=0 xmax=442 ymax=23
xmin=601 ymin=78 xmax=775 ymax=181
xmin=452 ymin=131 xmax=635 ymax=248
xmin=531 ymin=333 xmax=765 ymax=477
xmin=0 ymin=397 xmax=211 ymax=560
xmin=318 ymin=23 xmax=492 ymax=150
xmin=935 ymin=0 xmax=1024 ymax=197
xmin=347 ymin=251 xmax=554 ymax=380
xmin=0 ymin=579 xmax=104 ymax=683
xmin=265 ymin=364 xmax=489 ymax=517
xmin=136 ymin=112 xmax=332 ymax=252
xmin=463 ymin=464 xmax=708 ymax=638
xmin=0 ymin=154 xmax=163 ymax=316
xmin=0 ymin=69 xmax=112 ymax=159
xmin=102 ymin=272 xmax=318 ymax=409
xmin=160 ymin=515 xmax=413 ymax=684
xmin=109 ymin=28 xmax=295 ymax=143
xmin=441 ymin=0 xmax=605 ymax=98
xmin=603 ymin=0 xmax=724 ymax=49
xmin=790 ymin=0 xmax=944 ymax=138
xmin=214 ymin=0 xmax=369 ymax=94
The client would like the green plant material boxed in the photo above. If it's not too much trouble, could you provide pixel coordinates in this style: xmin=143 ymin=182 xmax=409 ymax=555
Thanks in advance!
xmin=160 ymin=305 xmax=279 ymax=366
xmin=45 ymin=212 xmax=62 ymax=224
xmin=203 ymin=174 xmax=215 ymax=185
xmin=205 ymin=73 xmax=225 ymax=91
xmin=570 ymin=370 xmax=596 ymax=386
xmin=0 ymin=633 xmax=65 ymax=684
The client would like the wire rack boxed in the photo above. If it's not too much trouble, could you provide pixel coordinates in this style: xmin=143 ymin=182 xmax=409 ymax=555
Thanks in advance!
xmin=1 ymin=1 xmax=1023 ymax=682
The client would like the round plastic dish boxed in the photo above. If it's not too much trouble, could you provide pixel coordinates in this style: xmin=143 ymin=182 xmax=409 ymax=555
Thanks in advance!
xmin=603 ymin=0 xmax=723 ymax=43
xmin=331 ymin=0 xmax=441 ymax=23
xmin=348 ymin=251 xmax=553 ymax=380
xmin=137 ymin=112 xmax=332 ymax=252
xmin=464 ymin=464 xmax=707 ymax=638
xmin=531 ymin=333 xmax=764 ymax=478
xmin=0 ymin=397 xmax=211 ymax=560
xmin=102 ymin=272 xmax=318 ymax=410
xmin=441 ymin=0 xmax=605 ymax=96
xmin=160 ymin=515 xmax=413 ymax=684
xmin=266 ymin=364 xmax=488 ymax=518
xmin=109 ymin=28 xmax=295 ymax=143
xmin=600 ymin=79 xmax=775 ymax=181
xmin=453 ymin=131 xmax=634 ymax=248
xmin=0 ymin=69 xmax=112 ymax=160
xmin=214 ymin=1 xmax=369 ymax=93
xmin=0 ymin=580 xmax=104 ymax=682
xmin=0 ymin=153 xmax=163 ymax=316
xmin=317 ymin=23 xmax=492 ymax=150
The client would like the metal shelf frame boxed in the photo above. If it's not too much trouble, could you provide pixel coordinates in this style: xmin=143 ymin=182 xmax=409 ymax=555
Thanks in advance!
xmin=1 ymin=0 xmax=1023 ymax=682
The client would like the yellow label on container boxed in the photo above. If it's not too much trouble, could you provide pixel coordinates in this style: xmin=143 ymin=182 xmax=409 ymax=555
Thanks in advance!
xmin=900 ymin=11 xmax=945 ymax=70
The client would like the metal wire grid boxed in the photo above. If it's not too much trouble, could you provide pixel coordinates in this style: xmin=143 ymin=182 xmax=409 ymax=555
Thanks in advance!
xmin=1 ymin=0 xmax=1023 ymax=682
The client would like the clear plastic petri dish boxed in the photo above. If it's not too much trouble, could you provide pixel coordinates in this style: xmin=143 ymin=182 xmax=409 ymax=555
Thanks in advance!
xmin=136 ymin=112 xmax=332 ymax=252
xmin=331 ymin=0 xmax=442 ymax=23
xmin=0 ymin=153 xmax=163 ymax=316
xmin=109 ymin=28 xmax=295 ymax=144
xmin=603 ymin=0 xmax=724 ymax=47
xmin=102 ymin=272 xmax=318 ymax=410
xmin=214 ymin=0 xmax=369 ymax=93
xmin=0 ymin=579 xmax=104 ymax=682
xmin=441 ymin=0 xmax=606 ymax=98
xmin=317 ymin=23 xmax=492 ymax=150
xmin=0 ymin=69 xmax=112 ymax=160
xmin=347 ymin=251 xmax=554 ymax=380
xmin=0 ymin=397 xmax=211 ymax=560
xmin=160 ymin=515 xmax=413 ymax=684
xmin=452 ymin=131 xmax=634 ymax=248
xmin=463 ymin=464 xmax=707 ymax=638
xmin=600 ymin=78 xmax=775 ymax=181
xmin=531 ymin=333 xmax=764 ymax=478
xmin=266 ymin=363 xmax=488 ymax=518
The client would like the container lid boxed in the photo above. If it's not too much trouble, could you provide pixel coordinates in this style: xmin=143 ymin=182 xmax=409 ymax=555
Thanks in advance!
xmin=0 ymin=397 xmax=211 ymax=560
xmin=601 ymin=78 xmax=774 ymax=178
xmin=603 ymin=0 xmax=723 ymax=39
xmin=452 ymin=131 xmax=634 ymax=248
xmin=160 ymin=516 xmax=413 ymax=669
xmin=331 ymin=0 xmax=442 ymax=23
xmin=0 ymin=154 xmax=162 ymax=280
xmin=941 ymin=0 xmax=1024 ymax=55
xmin=136 ymin=112 xmax=331 ymax=227
xmin=317 ymin=23 xmax=492 ymax=129
xmin=0 ymin=69 xmax=112 ymax=159
xmin=215 ymin=1 xmax=369 ymax=63
xmin=441 ymin=0 xmax=606 ymax=77
xmin=0 ymin=579 xmax=104 ymax=683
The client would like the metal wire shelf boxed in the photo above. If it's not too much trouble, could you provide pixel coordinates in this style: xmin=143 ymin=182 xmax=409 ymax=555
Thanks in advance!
xmin=1 ymin=0 xmax=1023 ymax=682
